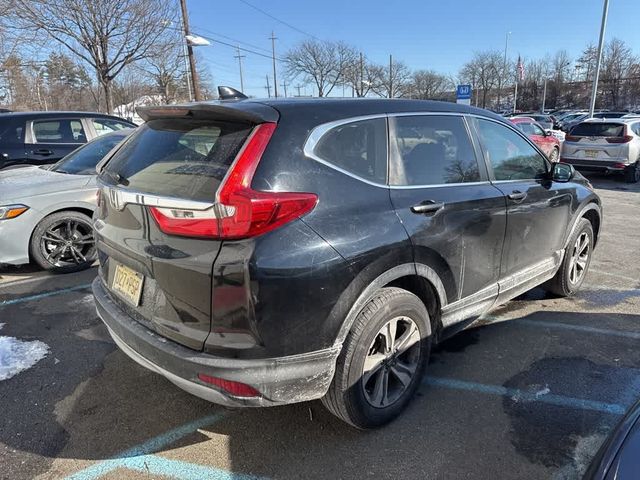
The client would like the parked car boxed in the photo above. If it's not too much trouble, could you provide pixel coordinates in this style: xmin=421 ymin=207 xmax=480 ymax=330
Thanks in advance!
xmin=510 ymin=117 xmax=561 ymax=161
xmin=557 ymin=111 xmax=588 ymax=132
xmin=562 ymin=112 xmax=629 ymax=133
xmin=0 ymin=111 xmax=135 ymax=170
xmin=562 ymin=118 xmax=640 ymax=182
xmin=584 ymin=399 xmax=640 ymax=480
xmin=523 ymin=113 xmax=554 ymax=130
xmin=0 ymin=129 xmax=133 ymax=272
xmin=92 ymin=95 xmax=601 ymax=429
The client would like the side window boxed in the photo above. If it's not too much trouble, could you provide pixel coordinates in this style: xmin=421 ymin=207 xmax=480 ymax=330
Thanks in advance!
xmin=531 ymin=123 xmax=545 ymax=136
xmin=93 ymin=118 xmax=131 ymax=137
xmin=0 ymin=120 xmax=24 ymax=144
xmin=313 ymin=118 xmax=387 ymax=184
xmin=389 ymin=115 xmax=480 ymax=186
xmin=32 ymin=119 xmax=87 ymax=144
xmin=475 ymin=119 xmax=548 ymax=181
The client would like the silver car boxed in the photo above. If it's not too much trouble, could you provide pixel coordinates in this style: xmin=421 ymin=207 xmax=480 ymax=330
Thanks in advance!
xmin=0 ymin=129 xmax=132 ymax=272
xmin=561 ymin=119 xmax=640 ymax=183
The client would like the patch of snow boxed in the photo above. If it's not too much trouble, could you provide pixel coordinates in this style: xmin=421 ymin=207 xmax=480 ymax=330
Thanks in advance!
xmin=0 ymin=336 xmax=49 ymax=381
xmin=0 ymin=323 xmax=4 ymax=331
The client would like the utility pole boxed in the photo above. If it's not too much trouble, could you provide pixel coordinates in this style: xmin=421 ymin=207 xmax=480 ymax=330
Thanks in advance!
xmin=280 ymin=80 xmax=288 ymax=97
xmin=589 ymin=0 xmax=609 ymax=117
xmin=388 ymin=54 xmax=393 ymax=99
xmin=295 ymin=84 xmax=303 ymax=97
xmin=265 ymin=75 xmax=272 ymax=98
xmin=234 ymin=46 xmax=246 ymax=92
xmin=179 ymin=0 xmax=201 ymax=101
xmin=270 ymin=31 xmax=278 ymax=98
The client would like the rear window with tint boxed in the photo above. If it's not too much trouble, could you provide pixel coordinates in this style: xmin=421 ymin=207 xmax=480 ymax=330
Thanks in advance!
xmin=103 ymin=119 xmax=252 ymax=201
xmin=571 ymin=123 xmax=625 ymax=137
xmin=0 ymin=119 xmax=23 ymax=144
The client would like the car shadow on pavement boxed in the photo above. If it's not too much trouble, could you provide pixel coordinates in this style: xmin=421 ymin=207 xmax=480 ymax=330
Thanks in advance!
xmin=4 ymin=306 xmax=638 ymax=480
xmin=582 ymin=172 xmax=640 ymax=194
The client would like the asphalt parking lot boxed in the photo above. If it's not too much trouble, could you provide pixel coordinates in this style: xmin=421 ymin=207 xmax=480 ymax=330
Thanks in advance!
xmin=0 ymin=173 xmax=638 ymax=480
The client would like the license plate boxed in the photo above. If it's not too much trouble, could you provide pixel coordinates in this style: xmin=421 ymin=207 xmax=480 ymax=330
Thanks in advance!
xmin=585 ymin=150 xmax=599 ymax=158
xmin=112 ymin=263 xmax=144 ymax=306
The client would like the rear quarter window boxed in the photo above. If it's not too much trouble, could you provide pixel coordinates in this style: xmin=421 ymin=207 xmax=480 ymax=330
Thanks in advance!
xmin=102 ymin=119 xmax=252 ymax=201
xmin=312 ymin=117 xmax=387 ymax=184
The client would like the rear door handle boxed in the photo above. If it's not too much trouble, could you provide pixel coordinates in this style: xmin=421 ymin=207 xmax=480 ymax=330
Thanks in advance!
xmin=507 ymin=191 xmax=527 ymax=202
xmin=32 ymin=149 xmax=53 ymax=156
xmin=411 ymin=201 xmax=445 ymax=214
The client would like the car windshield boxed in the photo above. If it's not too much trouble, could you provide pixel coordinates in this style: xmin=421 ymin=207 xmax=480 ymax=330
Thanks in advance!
xmin=51 ymin=131 xmax=130 ymax=175
xmin=570 ymin=122 xmax=626 ymax=137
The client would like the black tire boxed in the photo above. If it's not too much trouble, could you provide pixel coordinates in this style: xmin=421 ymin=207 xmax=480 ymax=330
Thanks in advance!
xmin=543 ymin=218 xmax=594 ymax=297
xmin=322 ymin=287 xmax=432 ymax=429
xmin=30 ymin=211 xmax=97 ymax=273
xmin=624 ymin=161 xmax=640 ymax=183
xmin=549 ymin=146 xmax=560 ymax=163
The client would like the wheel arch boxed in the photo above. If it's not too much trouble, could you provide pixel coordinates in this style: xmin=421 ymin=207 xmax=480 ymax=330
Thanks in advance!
xmin=564 ymin=200 xmax=602 ymax=249
xmin=332 ymin=263 xmax=447 ymax=348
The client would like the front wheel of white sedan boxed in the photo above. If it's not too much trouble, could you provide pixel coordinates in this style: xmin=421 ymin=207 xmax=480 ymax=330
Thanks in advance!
xmin=30 ymin=211 xmax=97 ymax=273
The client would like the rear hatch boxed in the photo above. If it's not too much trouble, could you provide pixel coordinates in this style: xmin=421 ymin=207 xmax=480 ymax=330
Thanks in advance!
xmin=563 ymin=122 xmax=632 ymax=163
xmin=94 ymin=105 xmax=276 ymax=351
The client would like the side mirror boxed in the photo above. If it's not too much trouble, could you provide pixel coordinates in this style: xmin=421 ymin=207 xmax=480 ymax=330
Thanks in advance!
xmin=551 ymin=162 xmax=574 ymax=182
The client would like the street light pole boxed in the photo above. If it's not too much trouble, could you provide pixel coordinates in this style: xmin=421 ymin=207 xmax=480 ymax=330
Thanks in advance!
xmin=501 ymin=31 xmax=511 ymax=110
xmin=589 ymin=0 xmax=609 ymax=117
xmin=542 ymin=79 xmax=547 ymax=112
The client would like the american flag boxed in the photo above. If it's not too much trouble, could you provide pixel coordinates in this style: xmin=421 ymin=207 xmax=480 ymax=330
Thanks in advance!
xmin=516 ymin=56 xmax=525 ymax=82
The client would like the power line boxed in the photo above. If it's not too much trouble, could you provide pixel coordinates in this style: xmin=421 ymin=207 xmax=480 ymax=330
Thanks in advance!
xmin=237 ymin=0 xmax=320 ymax=40
xmin=193 ymin=26 xmax=273 ymax=55
xmin=191 ymin=31 xmax=286 ymax=62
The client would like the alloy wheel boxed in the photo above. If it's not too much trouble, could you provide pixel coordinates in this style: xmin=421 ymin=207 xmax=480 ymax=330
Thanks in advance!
xmin=361 ymin=316 xmax=421 ymax=408
xmin=40 ymin=218 xmax=95 ymax=267
xmin=569 ymin=231 xmax=590 ymax=285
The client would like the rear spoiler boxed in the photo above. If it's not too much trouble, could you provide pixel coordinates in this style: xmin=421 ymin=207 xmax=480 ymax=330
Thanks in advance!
xmin=136 ymin=101 xmax=279 ymax=124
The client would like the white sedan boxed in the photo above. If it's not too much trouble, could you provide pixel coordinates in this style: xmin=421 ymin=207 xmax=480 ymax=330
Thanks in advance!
xmin=0 ymin=129 xmax=132 ymax=272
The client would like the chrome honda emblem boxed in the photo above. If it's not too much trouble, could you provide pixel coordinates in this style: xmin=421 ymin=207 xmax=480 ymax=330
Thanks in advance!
xmin=108 ymin=188 xmax=125 ymax=211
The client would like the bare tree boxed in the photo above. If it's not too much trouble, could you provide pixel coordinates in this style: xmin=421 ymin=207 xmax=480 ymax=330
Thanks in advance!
xmin=10 ymin=0 xmax=177 ymax=113
xmin=285 ymin=40 xmax=357 ymax=97
xmin=342 ymin=53 xmax=377 ymax=97
xmin=408 ymin=70 xmax=452 ymax=99
xmin=141 ymin=38 xmax=186 ymax=104
xmin=460 ymin=51 xmax=502 ymax=108
xmin=370 ymin=58 xmax=411 ymax=98
xmin=601 ymin=38 xmax=636 ymax=109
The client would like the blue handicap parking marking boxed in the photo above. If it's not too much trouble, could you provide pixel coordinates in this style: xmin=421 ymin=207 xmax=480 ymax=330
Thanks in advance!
xmin=0 ymin=284 xmax=92 ymax=307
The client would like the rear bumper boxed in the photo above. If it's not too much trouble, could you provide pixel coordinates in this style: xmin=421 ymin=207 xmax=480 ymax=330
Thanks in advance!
xmin=93 ymin=277 xmax=340 ymax=407
xmin=560 ymin=157 xmax=630 ymax=172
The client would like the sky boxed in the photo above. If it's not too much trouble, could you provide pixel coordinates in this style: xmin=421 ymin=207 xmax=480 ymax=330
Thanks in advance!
xmin=187 ymin=0 xmax=640 ymax=98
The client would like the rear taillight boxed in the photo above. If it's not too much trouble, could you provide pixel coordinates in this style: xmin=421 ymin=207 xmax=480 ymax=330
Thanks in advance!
xmin=606 ymin=135 xmax=633 ymax=144
xmin=565 ymin=135 xmax=581 ymax=142
xmin=197 ymin=373 xmax=261 ymax=397
xmin=150 ymin=122 xmax=318 ymax=240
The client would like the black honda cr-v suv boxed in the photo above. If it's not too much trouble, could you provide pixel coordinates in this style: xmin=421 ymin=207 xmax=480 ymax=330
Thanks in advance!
xmin=92 ymin=93 xmax=601 ymax=428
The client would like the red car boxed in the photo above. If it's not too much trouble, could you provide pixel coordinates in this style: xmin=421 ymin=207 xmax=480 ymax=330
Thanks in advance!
xmin=510 ymin=117 xmax=561 ymax=162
